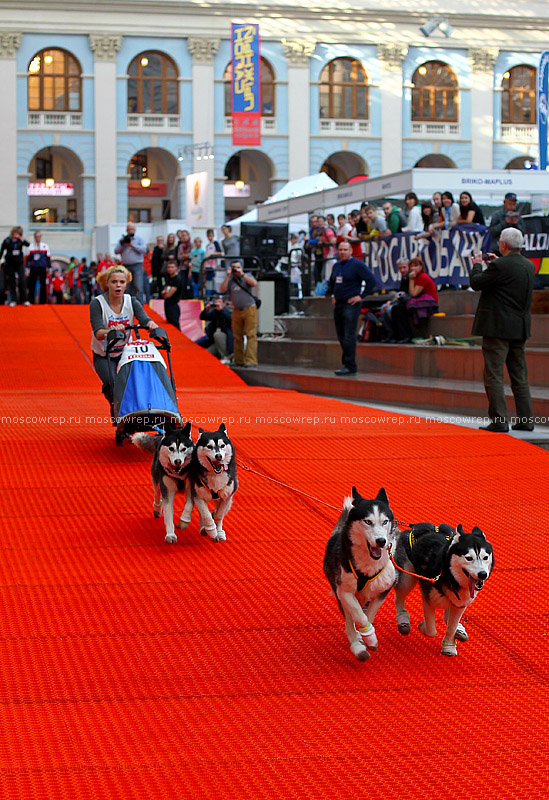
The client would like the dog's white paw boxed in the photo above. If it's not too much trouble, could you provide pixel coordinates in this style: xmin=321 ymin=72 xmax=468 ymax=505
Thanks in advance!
xmin=200 ymin=526 xmax=217 ymax=540
xmin=441 ymin=640 xmax=458 ymax=656
xmin=165 ymin=532 xmax=177 ymax=544
xmin=418 ymin=620 xmax=437 ymax=638
xmin=179 ymin=516 xmax=191 ymax=529
xmin=215 ymin=529 xmax=227 ymax=542
xmin=396 ymin=610 xmax=411 ymax=635
xmin=454 ymin=623 xmax=468 ymax=642
xmin=357 ymin=623 xmax=378 ymax=650
xmin=350 ymin=641 xmax=370 ymax=661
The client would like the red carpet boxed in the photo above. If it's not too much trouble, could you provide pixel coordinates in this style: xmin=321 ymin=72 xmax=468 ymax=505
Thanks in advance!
xmin=0 ymin=305 xmax=547 ymax=799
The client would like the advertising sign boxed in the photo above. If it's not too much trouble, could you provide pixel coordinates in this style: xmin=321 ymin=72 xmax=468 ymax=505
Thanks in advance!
xmin=231 ymin=23 xmax=261 ymax=146
xmin=538 ymin=51 xmax=549 ymax=171
xmin=27 ymin=182 xmax=74 ymax=196
xmin=185 ymin=171 xmax=208 ymax=225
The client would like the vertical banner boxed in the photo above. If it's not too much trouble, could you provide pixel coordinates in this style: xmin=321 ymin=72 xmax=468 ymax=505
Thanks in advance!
xmin=231 ymin=23 xmax=261 ymax=146
xmin=186 ymin=171 xmax=208 ymax=225
xmin=538 ymin=51 xmax=549 ymax=171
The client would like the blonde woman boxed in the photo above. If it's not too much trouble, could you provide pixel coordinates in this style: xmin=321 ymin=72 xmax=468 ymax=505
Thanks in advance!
xmin=90 ymin=265 xmax=156 ymax=404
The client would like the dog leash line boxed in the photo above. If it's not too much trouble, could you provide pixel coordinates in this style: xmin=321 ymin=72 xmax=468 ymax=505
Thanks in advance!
xmin=237 ymin=459 xmax=440 ymax=583
xmin=236 ymin=459 xmax=341 ymax=512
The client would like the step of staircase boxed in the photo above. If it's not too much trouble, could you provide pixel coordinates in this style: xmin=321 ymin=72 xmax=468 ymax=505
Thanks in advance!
xmin=277 ymin=314 xmax=549 ymax=347
xmin=235 ymin=364 xmax=549 ymax=428
xmin=291 ymin=289 xmax=549 ymax=318
xmin=257 ymin=339 xmax=549 ymax=387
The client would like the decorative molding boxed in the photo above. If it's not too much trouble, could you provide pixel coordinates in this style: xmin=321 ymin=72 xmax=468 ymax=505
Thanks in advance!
xmin=469 ymin=48 xmax=499 ymax=74
xmin=89 ymin=34 xmax=122 ymax=61
xmin=0 ymin=32 xmax=22 ymax=59
xmin=186 ymin=37 xmax=220 ymax=64
xmin=281 ymin=39 xmax=316 ymax=67
xmin=377 ymin=44 xmax=408 ymax=71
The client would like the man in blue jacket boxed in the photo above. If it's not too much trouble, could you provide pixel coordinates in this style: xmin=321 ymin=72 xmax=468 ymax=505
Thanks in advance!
xmin=326 ymin=241 xmax=378 ymax=375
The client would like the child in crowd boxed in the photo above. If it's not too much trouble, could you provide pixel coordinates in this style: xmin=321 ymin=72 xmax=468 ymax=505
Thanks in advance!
xmin=51 ymin=269 xmax=65 ymax=304
xmin=190 ymin=237 xmax=205 ymax=299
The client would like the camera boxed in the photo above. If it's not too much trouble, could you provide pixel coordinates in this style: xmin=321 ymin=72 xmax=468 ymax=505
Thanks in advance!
xmin=122 ymin=233 xmax=134 ymax=245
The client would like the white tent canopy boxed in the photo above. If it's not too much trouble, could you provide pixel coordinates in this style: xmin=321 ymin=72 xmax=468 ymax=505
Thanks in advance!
xmin=226 ymin=172 xmax=338 ymax=234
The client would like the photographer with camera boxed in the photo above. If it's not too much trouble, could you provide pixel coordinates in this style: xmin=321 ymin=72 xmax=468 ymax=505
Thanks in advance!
xmin=219 ymin=260 xmax=258 ymax=368
xmin=114 ymin=222 xmax=147 ymax=303
xmin=199 ymin=296 xmax=233 ymax=361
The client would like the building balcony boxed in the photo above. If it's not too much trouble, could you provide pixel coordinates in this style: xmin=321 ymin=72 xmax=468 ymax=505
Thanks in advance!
xmin=500 ymin=123 xmax=537 ymax=142
xmin=127 ymin=114 xmax=180 ymax=130
xmin=27 ymin=112 xmax=83 ymax=129
xmin=411 ymin=121 xmax=460 ymax=137
xmin=318 ymin=119 xmax=370 ymax=136
xmin=224 ymin=117 xmax=277 ymax=134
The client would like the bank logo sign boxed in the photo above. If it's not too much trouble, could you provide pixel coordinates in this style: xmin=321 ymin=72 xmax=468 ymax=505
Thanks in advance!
xmin=538 ymin=51 xmax=549 ymax=171
xmin=231 ymin=23 xmax=261 ymax=147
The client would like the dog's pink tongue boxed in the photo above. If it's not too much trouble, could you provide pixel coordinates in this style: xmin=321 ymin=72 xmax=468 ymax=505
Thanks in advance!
xmin=468 ymin=577 xmax=476 ymax=598
xmin=371 ymin=546 xmax=382 ymax=559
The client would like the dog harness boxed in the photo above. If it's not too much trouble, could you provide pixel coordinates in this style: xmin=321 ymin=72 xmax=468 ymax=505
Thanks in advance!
xmin=408 ymin=525 xmax=454 ymax=550
xmin=198 ymin=475 xmax=229 ymax=500
xmin=348 ymin=560 xmax=388 ymax=591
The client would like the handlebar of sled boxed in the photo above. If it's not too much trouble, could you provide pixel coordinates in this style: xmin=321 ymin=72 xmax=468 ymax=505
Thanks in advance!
xmin=105 ymin=324 xmax=171 ymax=357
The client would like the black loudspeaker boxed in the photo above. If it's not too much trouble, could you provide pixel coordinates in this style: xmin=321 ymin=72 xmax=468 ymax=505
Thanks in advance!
xmin=240 ymin=222 xmax=289 ymax=263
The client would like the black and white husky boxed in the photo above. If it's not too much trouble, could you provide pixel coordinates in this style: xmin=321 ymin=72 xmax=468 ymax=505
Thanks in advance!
xmin=186 ymin=423 xmax=238 ymax=542
xmin=131 ymin=422 xmax=194 ymax=544
xmin=393 ymin=522 xmax=494 ymax=656
xmin=323 ymin=487 xmax=397 ymax=661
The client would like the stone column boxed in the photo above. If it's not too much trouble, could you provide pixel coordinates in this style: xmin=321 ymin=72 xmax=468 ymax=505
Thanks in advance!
xmin=187 ymin=37 xmax=220 ymax=226
xmin=282 ymin=39 xmax=316 ymax=180
xmin=89 ymin=35 xmax=122 ymax=225
xmin=0 ymin=33 xmax=22 ymax=227
xmin=378 ymin=44 xmax=407 ymax=176
xmin=469 ymin=48 xmax=498 ymax=170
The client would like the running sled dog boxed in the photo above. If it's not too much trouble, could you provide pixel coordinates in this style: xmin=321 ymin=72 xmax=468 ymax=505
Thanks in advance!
xmin=182 ymin=423 xmax=238 ymax=543
xmin=323 ymin=487 xmax=397 ymax=661
xmin=393 ymin=523 xmax=494 ymax=656
xmin=131 ymin=422 xmax=194 ymax=544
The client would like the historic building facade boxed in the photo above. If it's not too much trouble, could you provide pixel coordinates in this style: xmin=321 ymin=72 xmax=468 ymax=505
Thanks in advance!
xmin=0 ymin=0 xmax=547 ymax=255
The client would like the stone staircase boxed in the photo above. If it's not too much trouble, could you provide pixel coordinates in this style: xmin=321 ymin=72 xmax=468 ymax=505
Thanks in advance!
xmin=236 ymin=290 xmax=549 ymax=427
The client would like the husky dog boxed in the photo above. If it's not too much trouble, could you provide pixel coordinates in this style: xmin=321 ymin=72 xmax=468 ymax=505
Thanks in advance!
xmin=131 ymin=422 xmax=194 ymax=544
xmin=185 ymin=423 xmax=238 ymax=542
xmin=393 ymin=523 xmax=494 ymax=656
xmin=323 ymin=487 xmax=397 ymax=661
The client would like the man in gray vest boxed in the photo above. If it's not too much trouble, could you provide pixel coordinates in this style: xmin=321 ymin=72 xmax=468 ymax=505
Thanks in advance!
xmin=114 ymin=222 xmax=147 ymax=302
xmin=470 ymin=227 xmax=534 ymax=432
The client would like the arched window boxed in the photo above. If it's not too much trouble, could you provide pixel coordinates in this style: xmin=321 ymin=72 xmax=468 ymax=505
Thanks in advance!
xmin=128 ymin=52 xmax=179 ymax=115
xmin=411 ymin=61 xmax=458 ymax=122
xmin=502 ymin=65 xmax=536 ymax=124
xmin=28 ymin=49 xmax=81 ymax=111
xmin=224 ymin=57 xmax=275 ymax=116
xmin=319 ymin=58 xmax=368 ymax=120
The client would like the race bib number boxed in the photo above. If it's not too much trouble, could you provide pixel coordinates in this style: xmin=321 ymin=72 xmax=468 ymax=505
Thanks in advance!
xmin=34 ymin=253 xmax=40 ymax=261
xmin=336 ymin=276 xmax=343 ymax=283
xmin=12 ymin=249 xmax=19 ymax=256
xmin=117 ymin=339 xmax=167 ymax=371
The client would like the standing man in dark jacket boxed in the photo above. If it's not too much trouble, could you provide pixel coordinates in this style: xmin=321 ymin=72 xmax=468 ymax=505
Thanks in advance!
xmin=0 ymin=227 xmax=30 ymax=306
xmin=470 ymin=227 xmax=535 ymax=432
xmin=25 ymin=230 xmax=51 ymax=305
xmin=326 ymin=241 xmax=378 ymax=376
